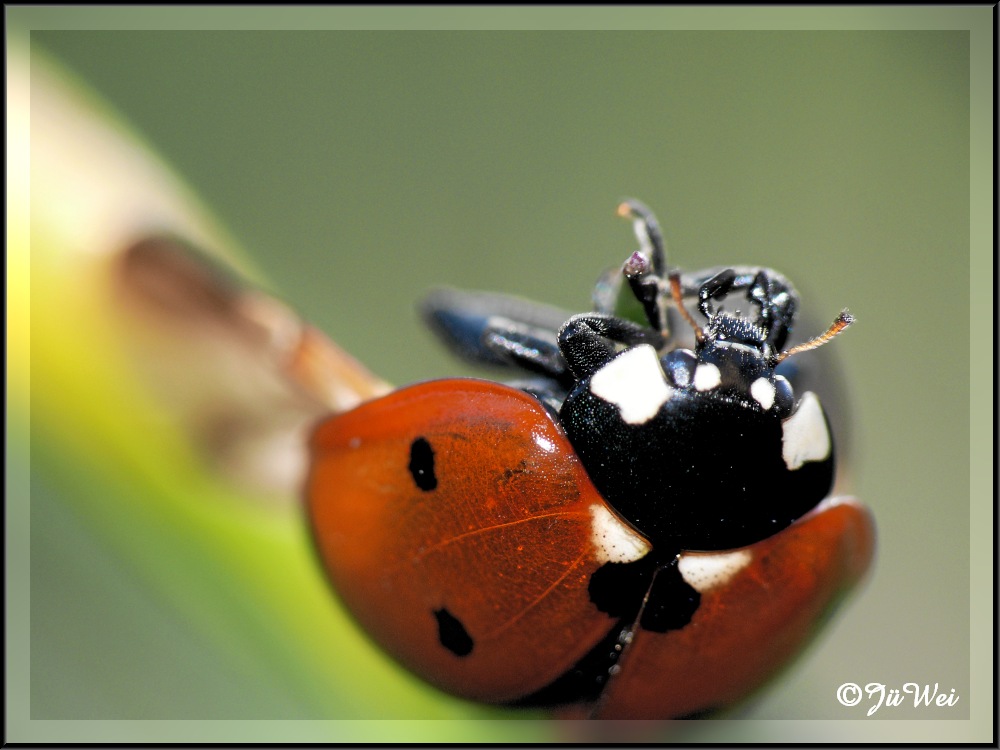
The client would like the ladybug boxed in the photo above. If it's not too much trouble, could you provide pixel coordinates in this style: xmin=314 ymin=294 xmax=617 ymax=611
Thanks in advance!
xmin=305 ymin=200 xmax=874 ymax=719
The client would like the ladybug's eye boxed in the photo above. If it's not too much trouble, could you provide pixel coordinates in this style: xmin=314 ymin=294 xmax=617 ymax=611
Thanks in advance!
xmin=661 ymin=349 xmax=696 ymax=388
xmin=773 ymin=376 xmax=795 ymax=417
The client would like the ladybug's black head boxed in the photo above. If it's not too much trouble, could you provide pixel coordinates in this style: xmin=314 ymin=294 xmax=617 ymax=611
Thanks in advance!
xmin=670 ymin=279 xmax=851 ymax=415
xmin=608 ymin=201 xmax=853 ymax=419
xmin=658 ymin=310 xmax=790 ymax=417
xmin=703 ymin=311 xmax=767 ymax=351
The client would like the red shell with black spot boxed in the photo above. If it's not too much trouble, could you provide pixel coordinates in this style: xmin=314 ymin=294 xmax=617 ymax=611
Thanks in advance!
xmin=306 ymin=378 xmax=874 ymax=719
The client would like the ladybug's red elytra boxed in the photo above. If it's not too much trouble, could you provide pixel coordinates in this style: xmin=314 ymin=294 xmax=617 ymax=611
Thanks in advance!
xmin=306 ymin=201 xmax=874 ymax=719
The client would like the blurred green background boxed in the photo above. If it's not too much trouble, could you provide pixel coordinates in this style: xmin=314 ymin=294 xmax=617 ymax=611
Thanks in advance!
xmin=10 ymin=7 xmax=990 ymax=745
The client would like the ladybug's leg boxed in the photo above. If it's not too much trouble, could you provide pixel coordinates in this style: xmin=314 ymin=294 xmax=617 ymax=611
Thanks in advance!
xmin=695 ymin=267 xmax=799 ymax=351
xmin=747 ymin=270 xmax=797 ymax=351
xmin=558 ymin=313 xmax=665 ymax=380
xmin=696 ymin=268 xmax=740 ymax=319
xmin=616 ymin=200 xmax=670 ymax=333
xmin=622 ymin=251 xmax=668 ymax=333
xmin=420 ymin=287 xmax=570 ymax=373
xmin=480 ymin=320 xmax=570 ymax=383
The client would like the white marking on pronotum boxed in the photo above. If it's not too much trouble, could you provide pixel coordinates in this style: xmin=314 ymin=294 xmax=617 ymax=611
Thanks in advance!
xmin=677 ymin=549 xmax=752 ymax=593
xmin=781 ymin=391 xmax=831 ymax=470
xmin=750 ymin=377 xmax=776 ymax=410
xmin=589 ymin=345 xmax=673 ymax=425
xmin=693 ymin=363 xmax=722 ymax=391
xmin=589 ymin=504 xmax=651 ymax=564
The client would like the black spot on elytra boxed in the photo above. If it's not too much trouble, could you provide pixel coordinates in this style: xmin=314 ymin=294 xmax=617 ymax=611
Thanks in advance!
xmin=587 ymin=556 xmax=656 ymax=618
xmin=408 ymin=437 xmax=437 ymax=491
xmin=515 ymin=556 xmax=703 ymax=708
xmin=434 ymin=607 xmax=473 ymax=657
xmin=638 ymin=560 xmax=700 ymax=632
xmin=589 ymin=555 xmax=701 ymax=632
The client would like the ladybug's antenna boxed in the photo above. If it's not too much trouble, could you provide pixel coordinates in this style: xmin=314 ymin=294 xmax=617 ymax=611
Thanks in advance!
xmin=668 ymin=272 xmax=705 ymax=343
xmin=774 ymin=310 xmax=854 ymax=364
